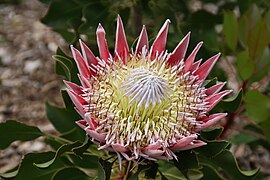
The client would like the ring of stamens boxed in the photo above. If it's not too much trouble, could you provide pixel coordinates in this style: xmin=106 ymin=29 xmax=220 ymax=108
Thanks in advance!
xmin=83 ymin=54 xmax=208 ymax=157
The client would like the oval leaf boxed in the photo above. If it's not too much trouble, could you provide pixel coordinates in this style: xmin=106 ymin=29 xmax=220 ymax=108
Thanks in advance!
xmin=1 ymin=152 xmax=65 ymax=180
xmin=34 ymin=141 xmax=82 ymax=168
xmin=223 ymin=11 xmax=238 ymax=50
xmin=52 ymin=167 xmax=90 ymax=180
xmin=0 ymin=120 xmax=43 ymax=149
xmin=98 ymin=158 xmax=113 ymax=180
xmin=158 ymin=161 xmax=187 ymax=180
xmin=245 ymin=90 xmax=270 ymax=123
xmin=236 ymin=51 xmax=254 ymax=80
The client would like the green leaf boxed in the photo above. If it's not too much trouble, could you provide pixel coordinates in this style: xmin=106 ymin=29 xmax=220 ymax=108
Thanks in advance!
xmin=200 ymin=165 xmax=223 ymax=180
xmin=55 ymin=48 xmax=80 ymax=84
xmin=232 ymin=132 xmax=259 ymax=144
xmin=238 ymin=16 xmax=248 ymax=48
xmin=60 ymin=127 xmax=86 ymax=142
xmin=41 ymin=0 xmax=83 ymax=43
xmin=98 ymin=158 xmax=113 ymax=180
xmin=237 ymin=0 xmax=253 ymax=14
xmin=187 ymin=169 xmax=203 ymax=180
xmin=61 ymin=90 xmax=75 ymax=110
xmin=0 ymin=152 xmax=65 ymax=180
xmin=260 ymin=120 xmax=270 ymax=141
xmin=0 ymin=120 xmax=43 ymax=149
xmin=201 ymin=128 xmax=223 ymax=141
xmin=34 ymin=141 xmax=82 ymax=168
xmin=236 ymin=51 xmax=255 ymax=80
xmin=211 ymin=149 xmax=259 ymax=179
xmin=194 ymin=141 xmax=230 ymax=158
xmin=202 ymin=78 xmax=217 ymax=88
xmin=72 ymin=135 xmax=92 ymax=157
xmin=44 ymin=135 xmax=65 ymax=150
xmin=247 ymin=19 xmax=269 ymax=60
xmin=45 ymin=101 xmax=79 ymax=131
xmin=52 ymin=167 xmax=90 ymax=180
xmin=38 ymin=0 xmax=51 ymax=5
xmin=53 ymin=55 xmax=72 ymax=80
xmin=245 ymin=4 xmax=262 ymax=29
xmin=203 ymin=28 xmax=219 ymax=52
xmin=145 ymin=162 xmax=158 ymax=179
xmin=191 ymin=10 xmax=222 ymax=29
xmin=174 ymin=151 xmax=199 ymax=171
xmin=249 ymin=47 xmax=270 ymax=83
xmin=129 ymin=164 xmax=151 ymax=180
xmin=223 ymin=11 xmax=238 ymax=51
xmin=214 ymin=89 xmax=243 ymax=113
xmin=45 ymin=101 xmax=85 ymax=141
xmin=53 ymin=54 xmax=80 ymax=84
xmin=245 ymin=90 xmax=270 ymax=123
xmin=68 ymin=154 xmax=99 ymax=169
xmin=158 ymin=161 xmax=187 ymax=180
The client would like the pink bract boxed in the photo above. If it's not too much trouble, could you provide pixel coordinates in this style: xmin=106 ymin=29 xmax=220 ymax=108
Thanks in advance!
xmin=65 ymin=15 xmax=232 ymax=161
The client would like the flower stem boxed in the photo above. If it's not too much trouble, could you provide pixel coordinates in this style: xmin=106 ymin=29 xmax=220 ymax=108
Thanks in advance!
xmin=124 ymin=161 xmax=132 ymax=180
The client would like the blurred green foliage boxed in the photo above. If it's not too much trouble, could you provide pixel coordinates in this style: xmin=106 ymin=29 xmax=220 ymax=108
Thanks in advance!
xmin=38 ymin=0 xmax=270 ymax=178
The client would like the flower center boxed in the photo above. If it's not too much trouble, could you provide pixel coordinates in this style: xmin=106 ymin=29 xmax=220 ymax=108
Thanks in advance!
xmin=84 ymin=56 xmax=208 ymax=159
xmin=122 ymin=68 xmax=171 ymax=107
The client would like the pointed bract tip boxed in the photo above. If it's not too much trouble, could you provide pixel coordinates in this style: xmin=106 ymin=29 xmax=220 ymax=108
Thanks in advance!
xmin=117 ymin=14 xmax=122 ymax=21
xmin=165 ymin=19 xmax=171 ymax=24
xmin=97 ymin=23 xmax=105 ymax=32
xmin=70 ymin=45 xmax=74 ymax=51
xmin=70 ymin=45 xmax=75 ymax=55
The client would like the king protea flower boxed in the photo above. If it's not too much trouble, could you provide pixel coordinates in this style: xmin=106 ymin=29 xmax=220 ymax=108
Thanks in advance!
xmin=65 ymin=15 xmax=232 ymax=161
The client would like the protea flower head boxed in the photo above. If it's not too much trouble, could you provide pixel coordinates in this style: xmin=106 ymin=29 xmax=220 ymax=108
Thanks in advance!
xmin=65 ymin=15 xmax=232 ymax=161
